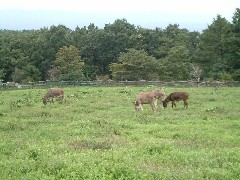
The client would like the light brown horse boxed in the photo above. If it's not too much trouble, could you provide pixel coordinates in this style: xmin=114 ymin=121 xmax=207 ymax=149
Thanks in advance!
xmin=134 ymin=89 xmax=165 ymax=111
xmin=42 ymin=88 xmax=65 ymax=105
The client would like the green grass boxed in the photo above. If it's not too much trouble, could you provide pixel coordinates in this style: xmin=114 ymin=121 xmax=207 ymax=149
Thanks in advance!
xmin=0 ymin=86 xmax=240 ymax=179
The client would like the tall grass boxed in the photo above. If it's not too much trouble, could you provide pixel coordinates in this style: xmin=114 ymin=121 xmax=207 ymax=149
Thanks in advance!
xmin=0 ymin=86 xmax=240 ymax=179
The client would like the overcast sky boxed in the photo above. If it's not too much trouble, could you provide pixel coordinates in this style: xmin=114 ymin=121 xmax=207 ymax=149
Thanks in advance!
xmin=0 ymin=0 xmax=239 ymax=32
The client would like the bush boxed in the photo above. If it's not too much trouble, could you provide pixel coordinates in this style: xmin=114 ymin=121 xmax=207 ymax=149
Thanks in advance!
xmin=220 ymin=71 xmax=233 ymax=81
xmin=232 ymin=69 xmax=240 ymax=81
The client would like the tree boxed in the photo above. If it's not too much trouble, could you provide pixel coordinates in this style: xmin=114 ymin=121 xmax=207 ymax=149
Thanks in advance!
xmin=229 ymin=8 xmax=240 ymax=79
xmin=191 ymin=64 xmax=203 ymax=82
xmin=157 ymin=24 xmax=198 ymax=61
xmin=10 ymin=48 xmax=41 ymax=82
xmin=159 ymin=46 xmax=191 ymax=80
xmin=0 ymin=69 xmax=5 ymax=80
xmin=54 ymin=45 xmax=84 ymax=81
xmin=0 ymin=15 xmax=239 ymax=82
xmin=11 ymin=65 xmax=40 ymax=83
xmin=75 ymin=20 xmax=137 ymax=79
xmin=110 ymin=49 xmax=159 ymax=81
xmin=198 ymin=15 xmax=231 ymax=79
xmin=47 ymin=67 xmax=61 ymax=81
xmin=0 ymin=45 xmax=12 ymax=81
xmin=132 ymin=28 xmax=165 ymax=59
xmin=232 ymin=8 xmax=240 ymax=30
xmin=104 ymin=19 xmax=136 ymax=36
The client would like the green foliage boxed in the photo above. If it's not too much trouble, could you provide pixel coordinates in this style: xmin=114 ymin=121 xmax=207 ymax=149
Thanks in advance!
xmin=104 ymin=18 xmax=136 ymax=35
xmin=0 ymin=86 xmax=240 ymax=179
xmin=0 ymin=69 xmax=5 ymax=79
xmin=11 ymin=64 xmax=41 ymax=83
xmin=77 ymin=19 xmax=136 ymax=77
xmin=197 ymin=15 xmax=232 ymax=79
xmin=220 ymin=71 xmax=233 ymax=81
xmin=229 ymin=8 xmax=240 ymax=71
xmin=159 ymin=46 xmax=191 ymax=80
xmin=232 ymin=8 xmax=240 ymax=31
xmin=1 ymin=9 xmax=240 ymax=82
xmin=54 ymin=45 xmax=85 ymax=81
xmin=232 ymin=69 xmax=240 ymax=81
xmin=110 ymin=49 xmax=159 ymax=80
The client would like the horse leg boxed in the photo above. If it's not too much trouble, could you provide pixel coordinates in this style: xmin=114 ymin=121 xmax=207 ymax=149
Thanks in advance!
xmin=172 ymin=101 xmax=176 ymax=108
xmin=60 ymin=95 xmax=65 ymax=103
xmin=150 ymin=99 xmax=158 ymax=111
xmin=153 ymin=99 xmax=158 ymax=111
xmin=150 ymin=103 xmax=155 ymax=111
xmin=184 ymin=100 xmax=188 ymax=108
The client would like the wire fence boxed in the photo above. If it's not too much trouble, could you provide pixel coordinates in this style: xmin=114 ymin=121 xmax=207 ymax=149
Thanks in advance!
xmin=1 ymin=80 xmax=240 ymax=90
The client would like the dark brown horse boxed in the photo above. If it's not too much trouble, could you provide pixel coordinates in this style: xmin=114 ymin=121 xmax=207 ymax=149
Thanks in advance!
xmin=163 ymin=92 xmax=189 ymax=108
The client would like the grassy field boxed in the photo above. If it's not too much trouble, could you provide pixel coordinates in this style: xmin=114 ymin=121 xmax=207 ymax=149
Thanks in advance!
xmin=0 ymin=86 xmax=240 ymax=179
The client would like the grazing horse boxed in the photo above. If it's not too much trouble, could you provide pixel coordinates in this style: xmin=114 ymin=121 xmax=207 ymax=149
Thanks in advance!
xmin=134 ymin=89 xmax=165 ymax=111
xmin=42 ymin=88 xmax=65 ymax=105
xmin=162 ymin=92 xmax=189 ymax=109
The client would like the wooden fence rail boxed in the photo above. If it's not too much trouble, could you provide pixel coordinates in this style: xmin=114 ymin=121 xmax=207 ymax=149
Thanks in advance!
xmin=1 ymin=80 xmax=240 ymax=90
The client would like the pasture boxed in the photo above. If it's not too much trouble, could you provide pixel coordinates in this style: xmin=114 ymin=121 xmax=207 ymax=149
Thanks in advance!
xmin=0 ymin=86 xmax=240 ymax=179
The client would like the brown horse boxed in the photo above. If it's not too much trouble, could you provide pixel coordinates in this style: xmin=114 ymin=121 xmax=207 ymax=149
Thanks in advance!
xmin=42 ymin=88 xmax=65 ymax=105
xmin=162 ymin=92 xmax=189 ymax=108
xmin=134 ymin=89 xmax=165 ymax=111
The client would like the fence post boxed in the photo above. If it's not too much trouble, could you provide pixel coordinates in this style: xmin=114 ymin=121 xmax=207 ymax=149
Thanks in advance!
xmin=29 ymin=81 xmax=34 ymax=89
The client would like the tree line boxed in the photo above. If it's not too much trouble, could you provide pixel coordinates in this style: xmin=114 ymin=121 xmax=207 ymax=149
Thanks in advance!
xmin=0 ymin=8 xmax=240 ymax=83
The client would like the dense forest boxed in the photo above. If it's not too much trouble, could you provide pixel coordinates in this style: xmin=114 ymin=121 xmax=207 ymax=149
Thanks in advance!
xmin=0 ymin=8 xmax=240 ymax=83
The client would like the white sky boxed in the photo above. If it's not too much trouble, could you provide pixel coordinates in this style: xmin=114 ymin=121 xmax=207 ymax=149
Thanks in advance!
xmin=1 ymin=0 xmax=238 ymax=13
xmin=0 ymin=0 xmax=239 ymax=31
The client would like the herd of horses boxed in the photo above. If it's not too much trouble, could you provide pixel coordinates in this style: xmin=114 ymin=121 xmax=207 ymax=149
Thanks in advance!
xmin=134 ymin=89 xmax=189 ymax=111
xmin=42 ymin=88 xmax=189 ymax=111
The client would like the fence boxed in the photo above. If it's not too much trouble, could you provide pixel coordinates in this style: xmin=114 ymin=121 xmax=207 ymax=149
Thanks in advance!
xmin=1 ymin=80 xmax=240 ymax=90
